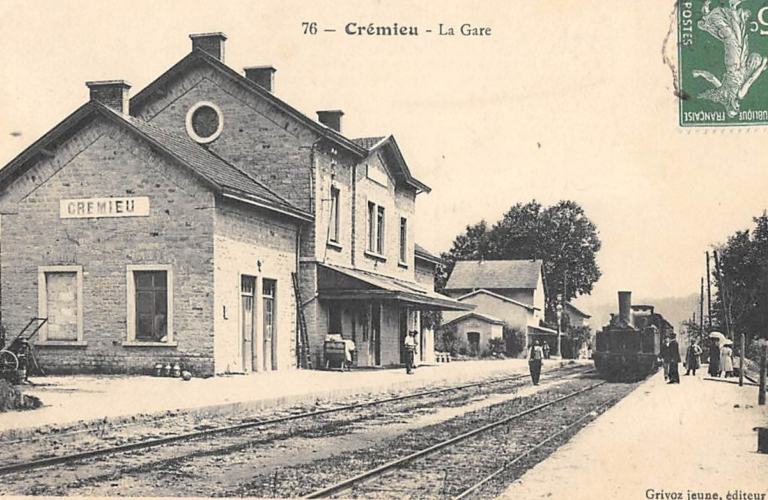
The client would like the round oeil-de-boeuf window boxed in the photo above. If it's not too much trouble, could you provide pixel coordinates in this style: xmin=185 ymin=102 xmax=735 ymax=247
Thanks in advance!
xmin=185 ymin=101 xmax=224 ymax=144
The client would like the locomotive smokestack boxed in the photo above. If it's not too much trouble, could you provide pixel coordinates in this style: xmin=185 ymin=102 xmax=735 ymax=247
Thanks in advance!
xmin=618 ymin=291 xmax=632 ymax=324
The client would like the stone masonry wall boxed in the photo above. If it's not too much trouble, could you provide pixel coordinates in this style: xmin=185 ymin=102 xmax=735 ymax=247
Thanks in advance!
xmin=0 ymin=117 xmax=216 ymax=375
xmin=132 ymin=65 xmax=317 ymax=214
xmin=213 ymin=199 xmax=299 ymax=374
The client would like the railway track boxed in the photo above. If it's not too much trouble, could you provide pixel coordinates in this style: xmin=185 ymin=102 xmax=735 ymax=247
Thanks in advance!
xmin=0 ymin=364 xmax=591 ymax=479
xmin=303 ymin=381 xmax=612 ymax=499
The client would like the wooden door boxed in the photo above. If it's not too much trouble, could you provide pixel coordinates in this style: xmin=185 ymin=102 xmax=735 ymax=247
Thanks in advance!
xmin=241 ymin=275 xmax=256 ymax=372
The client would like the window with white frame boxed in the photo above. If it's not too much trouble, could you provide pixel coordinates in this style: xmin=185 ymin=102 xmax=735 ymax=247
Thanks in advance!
xmin=367 ymin=202 xmax=376 ymax=252
xmin=399 ymin=217 xmax=408 ymax=263
xmin=126 ymin=265 xmax=174 ymax=344
xmin=38 ymin=266 xmax=84 ymax=344
xmin=329 ymin=186 xmax=340 ymax=244
xmin=367 ymin=201 xmax=386 ymax=256
xmin=376 ymin=206 xmax=385 ymax=254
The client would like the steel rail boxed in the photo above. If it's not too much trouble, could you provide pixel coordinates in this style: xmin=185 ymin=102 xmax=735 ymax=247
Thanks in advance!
xmin=0 ymin=366 xmax=589 ymax=476
xmin=303 ymin=380 xmax=606 ymax=499
xmin=452 ymin=393 xmax=620 ymax=500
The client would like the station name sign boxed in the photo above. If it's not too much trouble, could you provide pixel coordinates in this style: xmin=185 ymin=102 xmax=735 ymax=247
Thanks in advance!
xmin=60 ymin=197 xmax=150 ymax=219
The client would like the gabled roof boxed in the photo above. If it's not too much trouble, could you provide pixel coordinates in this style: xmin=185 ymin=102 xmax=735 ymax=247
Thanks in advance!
xmin=130 ymin=49 xmax=433 ymax=194
xmin=455 ymin=289 xmax=539 ymax=311
xmin=442 ymin=311 xmax=505 ymax=328
xmin=130 ymin=49 xmax=369 ymax=158
xmin=0 ymin=101 xmax=312 ymax=222
xmin=446 ymin=260 xmax=543 ymax=291
xmin=565 ymin=302 xmax=591 ymax=319
xmin=352 ymin=136 xmax=386 ymax=149
xmin=365 ymin=135 xmax=431 ymax=193
xmin=414 ymin=243 xmax=443 ymax=266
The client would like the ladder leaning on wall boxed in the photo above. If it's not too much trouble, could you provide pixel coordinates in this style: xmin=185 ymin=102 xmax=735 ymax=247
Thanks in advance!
xmin=291 ymin=272 xmax=312 ymax=370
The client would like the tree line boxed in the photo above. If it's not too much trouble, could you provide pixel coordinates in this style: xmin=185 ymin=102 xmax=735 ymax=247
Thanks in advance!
xmin=712 ymin=211 xmax=768 ymax=356
xmin=436 ymin=200 xmax=602 ymax=322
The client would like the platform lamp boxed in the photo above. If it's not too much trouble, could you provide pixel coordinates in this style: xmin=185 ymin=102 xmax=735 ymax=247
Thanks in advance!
xmin=556 ymin=293 xmax=563 ymax=357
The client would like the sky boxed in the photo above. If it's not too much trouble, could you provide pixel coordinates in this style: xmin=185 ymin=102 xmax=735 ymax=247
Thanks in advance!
xmin=0 ymin=0 xmax=766 ymax=317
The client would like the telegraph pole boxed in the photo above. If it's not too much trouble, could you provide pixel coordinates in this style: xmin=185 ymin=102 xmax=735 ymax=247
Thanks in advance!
xmin=706 ymin=251 xmax=712 ymax=330
xmin=700 ymin=277 xmax=705 ymax=343
xmin=556 ymin=293 xmax=563 ymax=358
xmin=714 ymin=250 xmax=742 ymax=386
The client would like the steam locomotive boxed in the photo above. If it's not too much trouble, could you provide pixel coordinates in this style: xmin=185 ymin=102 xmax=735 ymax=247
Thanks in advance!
xmin=593 ymin=291 xmax=673 ymax=382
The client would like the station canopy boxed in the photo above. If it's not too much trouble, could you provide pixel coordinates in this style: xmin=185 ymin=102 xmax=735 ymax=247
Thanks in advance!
xmin=317 ymin=263 xmax=474 ymax=311
xmin=528 ymin=324 xmax=559 ymax=336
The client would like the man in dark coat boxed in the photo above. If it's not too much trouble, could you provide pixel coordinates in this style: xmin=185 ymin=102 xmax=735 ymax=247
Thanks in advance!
xmin=659 ymin=337 xmax=671 ymax=381
xmin=665 ymin=337 xmax=681 ymax=384
xmin=708 ymin=341 xmax=721 ymax=377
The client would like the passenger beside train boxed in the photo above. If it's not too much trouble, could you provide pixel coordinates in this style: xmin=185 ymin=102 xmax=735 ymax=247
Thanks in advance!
xmin=708 ymin=342 xmax=721 ymax=377
xmin=720 ymin=344 xmax=734 ymax=378
xmin=659 ymin=337 xmax=671 ymax=381
xmin=664 ymin=336 xmax=681 ymax=384
xmin=685 ymin=341 xmax=702 ymax=376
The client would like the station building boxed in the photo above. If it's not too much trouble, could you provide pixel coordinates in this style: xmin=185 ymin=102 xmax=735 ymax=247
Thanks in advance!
xmin=0 ymin=33 xmax=471 ymax=376
xmin=442 ymin=260 xmax=554 ymax=356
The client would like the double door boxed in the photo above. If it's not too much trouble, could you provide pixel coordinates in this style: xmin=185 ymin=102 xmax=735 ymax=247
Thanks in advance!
xmin=240 ymin=275 xmax=277 ymax=373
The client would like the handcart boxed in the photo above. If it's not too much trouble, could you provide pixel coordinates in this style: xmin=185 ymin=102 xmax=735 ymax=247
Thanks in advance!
xmin=323 ymin=339 xmax=355 ymax=371
xmin=0 ymin=317 xmax=47 ymax=382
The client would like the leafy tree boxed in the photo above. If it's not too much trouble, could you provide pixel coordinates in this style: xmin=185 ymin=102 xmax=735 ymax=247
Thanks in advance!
xmin=713 ymin=212 xmax=768 ymax=347
xmin=487 ymin=337 xmax=506 ymax=357
xmin=440 ymin=200 xmax=602 ymax=320
xmin=436 ymin=324 xmax=459 ymax=356
xmin=502 ymin=324 xmax=526 ymax=356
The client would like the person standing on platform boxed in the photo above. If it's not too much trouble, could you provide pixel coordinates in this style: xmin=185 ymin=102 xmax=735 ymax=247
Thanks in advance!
xmin=404 ymin=330 xmax=417 ymax=375
xmin=685 ymin=341 xmax=702 ymax=376
xmin=708 ymin=340 xmax=721 ymax=377
xmin=666 ymin=336 xmax=681 ymax=384
xmin=660 ymin=337 xmax=671 ymax=381
xmin=542 ymin=341 xmax=551 ymax=360
xmin=529 ymin=340 xmax=544 ymax=385
xmin=720 ymin=343 xmax=734 ymax=378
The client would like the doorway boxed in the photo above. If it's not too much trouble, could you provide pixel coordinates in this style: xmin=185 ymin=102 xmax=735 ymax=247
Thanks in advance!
xmin=468 ymin=331 xmax=480 ymax=357
xmin=370 ymin=304 xmax=381 ymax=366
xmin=263 ymin=279 xmax=277 ymax=371
xmin=240 ymin=275 xmax=256 ymax=372
xmin=399 ymin=309 xmax=408 ymax=364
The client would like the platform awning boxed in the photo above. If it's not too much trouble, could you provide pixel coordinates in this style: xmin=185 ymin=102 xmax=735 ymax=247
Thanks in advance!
xmin=528 ymin=325 xmax=559 ymax=336
xmin=317 ymin=263 xmax=475 ymax=311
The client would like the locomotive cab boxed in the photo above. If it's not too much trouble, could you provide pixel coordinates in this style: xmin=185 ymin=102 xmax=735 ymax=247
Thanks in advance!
xmin=594 ymin=291 xmax=663 ymax=382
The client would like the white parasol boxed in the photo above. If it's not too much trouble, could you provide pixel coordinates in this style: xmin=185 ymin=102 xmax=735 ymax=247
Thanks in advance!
xmin=708 ymin=331 xmax=726 ymax=341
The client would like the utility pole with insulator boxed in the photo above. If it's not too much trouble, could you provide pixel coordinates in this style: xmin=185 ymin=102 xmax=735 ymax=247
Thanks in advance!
xmin=714 ymin=250 xmax=743 ymax=387
xmin=700 ymin=277 xmax=705 ymax=343
xmin=706 ymin=251 xmax=713 ymax=331
xmin=556 ymin=293 xmax=563 ymax=358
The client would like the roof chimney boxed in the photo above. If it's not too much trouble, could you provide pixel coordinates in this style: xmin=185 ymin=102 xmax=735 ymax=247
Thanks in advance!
xmin=618 ymin=291 xmax=632 ymax=325
xmin=317 ymin=110 xmax=344 ymax=133
xmin=189 ymin=32 xmax=227 ymax=62
xmin=244 ymin=66 xmax=276 ymax=92
xmin=86 ymin=80 xmax=131 ymax=115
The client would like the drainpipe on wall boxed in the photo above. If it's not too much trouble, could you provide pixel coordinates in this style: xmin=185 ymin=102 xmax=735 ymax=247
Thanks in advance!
xmin=0 ymin=217 xmax=3 ymax=335
xmin=351 ymin=160 xmax=356 ymax=267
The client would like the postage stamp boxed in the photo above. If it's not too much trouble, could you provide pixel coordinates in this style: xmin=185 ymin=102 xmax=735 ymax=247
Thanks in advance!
xmin=679 ymin=0 xmax=768 ymax=126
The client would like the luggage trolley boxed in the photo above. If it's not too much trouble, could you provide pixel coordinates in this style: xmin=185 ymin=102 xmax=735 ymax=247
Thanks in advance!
xmin=0 ymin=317 xmax=47 ymax=381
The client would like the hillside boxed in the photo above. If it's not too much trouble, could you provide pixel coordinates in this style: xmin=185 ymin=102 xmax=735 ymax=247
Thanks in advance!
xmin=575 ymin=293 xmax=700 ymax=332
